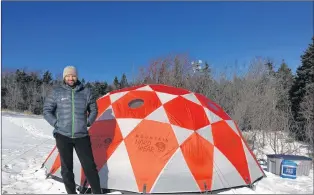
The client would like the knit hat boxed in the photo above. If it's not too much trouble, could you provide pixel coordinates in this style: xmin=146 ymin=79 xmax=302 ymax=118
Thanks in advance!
xmin=63 ymin=66 xmax=78 ymax=79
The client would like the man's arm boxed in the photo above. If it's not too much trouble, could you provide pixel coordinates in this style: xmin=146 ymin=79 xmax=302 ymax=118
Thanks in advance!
xmin=43 ymin=88 xmax=57 ymax=128
xmin=87 ymin=89 xmax=98 ymax=127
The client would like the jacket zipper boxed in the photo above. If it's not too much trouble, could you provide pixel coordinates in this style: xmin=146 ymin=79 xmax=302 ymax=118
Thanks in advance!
xmin=72 ymin=89 xmax=75 ymax=138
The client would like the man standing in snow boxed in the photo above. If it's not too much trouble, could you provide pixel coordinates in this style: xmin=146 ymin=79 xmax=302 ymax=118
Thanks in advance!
xmin=43 ymin=66 xmax=101 ymax=194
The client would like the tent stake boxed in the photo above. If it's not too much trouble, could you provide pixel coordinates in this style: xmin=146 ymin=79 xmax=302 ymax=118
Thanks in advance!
xmin=204 ymin=182 xmax=208 ymax=194
xmin=143 ymin=184 xmax=147 ymax=194
xmin=249 ymin=183 xmax=256 ymax=191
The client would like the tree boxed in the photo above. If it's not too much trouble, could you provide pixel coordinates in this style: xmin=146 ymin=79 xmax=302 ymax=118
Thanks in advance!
xmin=275 ymin=60 xmax=294 ymax=117
xmin=92 ymin=81 xmax=109 ymax=99
xmin=42 ymin=71 xmax=53 ymax=84
xmin=193 ymin=61 xmax=216 ymax=100
xmin=81 ymin=78 xmax=86 ymax=85
xmin=1 ymin=68 xmax=129 ymax=115
xmin=172 ymin=56 xmax=184 ymax=88
xmin=41 ymin=70 xmax=53 ymax=107
xmin=289 ymin=36 xmax=314 ymax=141
xmin=265 ymin=60 xmax=276 ymax=77
xmin=1 ymin=87 xmax=9 ymax=109
xmin=113 ymin=76 xmax=120 ymax=90
xmin=120 ymin=73 xmax=128 ymax=89
xmin=300 ymin=84 xmax=314 ymax=156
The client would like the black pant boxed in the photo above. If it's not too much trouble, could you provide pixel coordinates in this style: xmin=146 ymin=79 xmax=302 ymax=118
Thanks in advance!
xmin=55 ymin=133 xmax=102 ymax=194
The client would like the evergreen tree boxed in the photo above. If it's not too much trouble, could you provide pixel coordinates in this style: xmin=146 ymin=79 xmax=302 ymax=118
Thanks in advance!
xmin=289 ymin=36 xmax=314 ymax=141
xmin=203 ymin=62 xmax=211 ymax=74
xmin=81 ymin=78 xmax=86 ymax=85
xmin=42 ymin=71 xmax=53 ymax=85
xmin=113 ymin=76 xmax=120 ymax=89
xmin=107 ymin=84 xmax=114 ymax=93
xmin=92 ymin=81 xmax=109 ymax=99
xmin=120 ymin=73 xmax=128 ymax=88
xmin=275 ymin=60 xmax=294 ymax=112
xmin=265 ymin=60 xmax=276 ymax=77
xmin=1 ymin=87 xmax=8 ymax=109
xmin=85 ymin=82 xmax=92 ymax=88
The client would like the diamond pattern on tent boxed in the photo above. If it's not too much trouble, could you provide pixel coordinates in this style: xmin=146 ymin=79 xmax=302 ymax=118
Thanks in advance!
xmin=181 ymin=133 xmax=214 ymax=191
xmin=112 ymin=91 xmax=162 ymax=119
xmin=117 ymin=118 xmax=142 ymax=139
xmin=241 ymin=140 xmax=265 ymax=182
xmin=49 ymin=153 xmax=61 ymax=175
xmin=99 ymin=93 xmax=109 ymax=99
xmin=171 ymin=125 xmax=194 ymax=145
xmin=124 ymin=120 xmax=179 ymax=193
xmin=135 ymin=85 xmax=154 ymax=91
xmin=204 ymin=107 xmax=222 ymax=124
xmin=211 ymin=121 xmax=250 ymax=184
xmin=150 ymin=84 xmax=190 ymax=95
xmin=150 ymin=148 xmax=200 ymax=193
xmin=155 ymin=92 xmax=178 ymax=104
xmin=196 ymin=125 xmax=214 ymax=145
xmin=88 ymin=119 xmax=123 ymax=172
xmin=109 ymin=84 xmax=146 ymax=94
xmin=225 ymin=120 xmax=240 ymax=136
xmin=96 ymin=106 xmax=115 ymax=121
xmin=181 ymin=93 xmax=202 ymax=105
xmin=98 ymin=141 xmax=138 ymax=192
xmin=44 ymin=146 xmax=61 ymax=179
xmin=96 ymin=95 xmax=111 ymax=119
xmin=110 ymin=91 xmax=128 ymax=103
xmin=211 ymin=147 xmax=246 ymax=191
xmin=145 ymin=106 xmax=170 ymax=124
xmin=163 ymin=96 xmax=210 ymax=130
xmin=194 ymin=93 xmax=231 ymax=120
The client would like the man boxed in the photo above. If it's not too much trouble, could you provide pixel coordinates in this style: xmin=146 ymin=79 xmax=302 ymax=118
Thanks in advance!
xmin=43 ymin=66 xmax=101 ymax=194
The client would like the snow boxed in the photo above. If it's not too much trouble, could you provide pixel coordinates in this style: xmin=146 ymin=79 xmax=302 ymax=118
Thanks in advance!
xmin=242 ymin=130 xmax=311 ymax=161
xmin=1 ymin=111 xmax=313 ymax=194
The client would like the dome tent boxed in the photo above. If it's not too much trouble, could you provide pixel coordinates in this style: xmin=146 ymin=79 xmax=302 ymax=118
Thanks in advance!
xmin=42 ymin=84 xmax=265 ymax=194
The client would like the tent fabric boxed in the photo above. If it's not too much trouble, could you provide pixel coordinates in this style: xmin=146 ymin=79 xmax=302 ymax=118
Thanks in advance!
xmin=43 ymin=84 xmax=265 ymax=193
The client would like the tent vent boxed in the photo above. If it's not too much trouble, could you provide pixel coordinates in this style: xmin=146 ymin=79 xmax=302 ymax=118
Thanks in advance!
xmin=128 ymin=99 xmax=144 ymax=109
xmin=208 ymin=102 xmax=219 ymax=111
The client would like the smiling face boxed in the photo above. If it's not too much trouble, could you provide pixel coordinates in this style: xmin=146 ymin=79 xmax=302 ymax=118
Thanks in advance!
xmin=64 ymin=74 xmax=77 ymax=86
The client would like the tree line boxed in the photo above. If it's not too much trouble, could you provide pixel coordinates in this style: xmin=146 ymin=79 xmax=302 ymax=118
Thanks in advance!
xmin=1 ymin=70 xmax=130 ymax=115
xmin=2 ymin=37 xmax=313 ymax=155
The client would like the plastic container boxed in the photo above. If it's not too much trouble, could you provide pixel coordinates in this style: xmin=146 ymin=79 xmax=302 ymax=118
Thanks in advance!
xmin=280 ymin=160 xmax=297 ymax=179
xmin=266 ymin=154 xmax=312 ymax=176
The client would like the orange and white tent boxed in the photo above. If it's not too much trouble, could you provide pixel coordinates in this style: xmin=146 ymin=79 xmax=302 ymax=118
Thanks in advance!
xmin=43 ymin=84 xmax=265 ymax=193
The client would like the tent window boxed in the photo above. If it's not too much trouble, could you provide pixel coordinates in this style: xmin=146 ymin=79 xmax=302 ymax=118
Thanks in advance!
xmin=208 ymin=102 xmax=219 ymax=111
xmin=128 ymin=99 xmax=144 ymax=109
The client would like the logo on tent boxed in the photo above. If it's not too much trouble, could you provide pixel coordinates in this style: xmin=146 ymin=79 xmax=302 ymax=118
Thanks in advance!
xmin=155 ymin=142 xmax=166 ymax=152
xmin=104 ymin=138 xmax=112 ymax=144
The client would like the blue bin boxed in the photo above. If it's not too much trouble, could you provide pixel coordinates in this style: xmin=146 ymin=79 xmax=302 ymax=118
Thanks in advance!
xmin=280 ymin=160 xmax=297 ymax=179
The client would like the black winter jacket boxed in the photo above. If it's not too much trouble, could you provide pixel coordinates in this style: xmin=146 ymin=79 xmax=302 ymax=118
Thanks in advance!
xmin=43 ymin=81 xmax=98 ymax=138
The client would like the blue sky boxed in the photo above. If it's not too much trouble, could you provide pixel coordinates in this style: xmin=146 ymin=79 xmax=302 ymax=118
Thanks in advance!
xmin=2 ymin=1 xmax=313 ymax=82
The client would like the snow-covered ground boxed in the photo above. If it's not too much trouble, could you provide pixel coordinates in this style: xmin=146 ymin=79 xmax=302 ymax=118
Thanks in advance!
xmin=1 ymin=111 xmax=313 ymax=194
xmin=241 ymin=130 xmax=311 ymax=161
